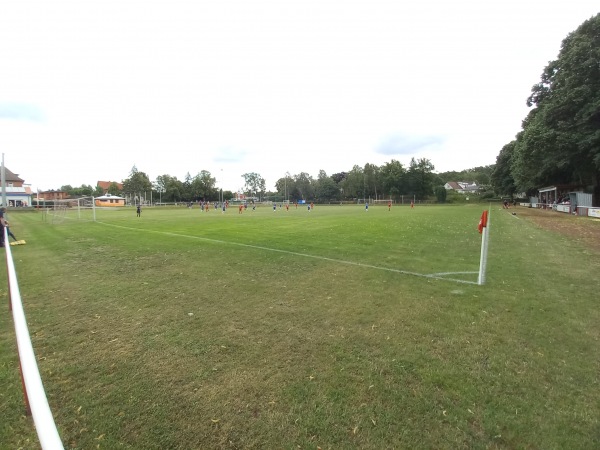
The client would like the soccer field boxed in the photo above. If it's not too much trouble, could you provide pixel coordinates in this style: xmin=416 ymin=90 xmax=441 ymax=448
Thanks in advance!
xmin=1 ymin=205 xmax=599 ymax=449
xmin=83 ymin=203 xmax=485 ymax=283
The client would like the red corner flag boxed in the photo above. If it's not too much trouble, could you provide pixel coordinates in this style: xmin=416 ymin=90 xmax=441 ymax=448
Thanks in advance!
xmin=478 ymin=210 xmax=488 ymax=234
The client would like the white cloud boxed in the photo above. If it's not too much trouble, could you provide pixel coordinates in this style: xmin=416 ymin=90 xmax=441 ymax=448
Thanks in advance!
xmin=376 ymin=133 xmax=446 ymax=156
xmin=0 ymin=103 xmax=45 ymax=122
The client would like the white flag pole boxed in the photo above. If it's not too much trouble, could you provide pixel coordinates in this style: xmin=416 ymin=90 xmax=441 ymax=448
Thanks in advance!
xmin=478 ymin=208 xmax=490 ymax=285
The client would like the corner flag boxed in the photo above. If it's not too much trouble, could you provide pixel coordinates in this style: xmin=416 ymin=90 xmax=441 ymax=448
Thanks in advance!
xmin=478 ymin=209 xmax=490 ymax=285
xmin=478 ymin=210 xmax=488 ymax=234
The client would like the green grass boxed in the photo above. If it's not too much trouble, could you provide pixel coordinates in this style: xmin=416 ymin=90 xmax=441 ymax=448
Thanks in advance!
xmin=1 ymin=204 xmax=599 ymax=449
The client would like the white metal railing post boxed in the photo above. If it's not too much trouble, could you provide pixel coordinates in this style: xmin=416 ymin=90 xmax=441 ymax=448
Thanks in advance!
xmin=4 ymin=228 xmax=64 ymax=449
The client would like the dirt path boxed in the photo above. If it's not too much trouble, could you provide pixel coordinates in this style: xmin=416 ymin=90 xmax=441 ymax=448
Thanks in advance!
xmin=505 ymin=205 xmax=600 ymax=254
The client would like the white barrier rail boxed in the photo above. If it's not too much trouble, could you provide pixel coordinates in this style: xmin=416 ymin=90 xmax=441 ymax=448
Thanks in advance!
xmin=4 ymin=228 xmax=64 ymax=449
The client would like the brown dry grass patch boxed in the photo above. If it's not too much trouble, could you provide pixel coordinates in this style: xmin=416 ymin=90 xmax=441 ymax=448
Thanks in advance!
xmin=511 ymin=206 xmax=600 ymax=254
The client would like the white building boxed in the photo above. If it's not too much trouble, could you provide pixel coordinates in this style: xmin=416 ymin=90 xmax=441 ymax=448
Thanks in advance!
xmin=2 ymin=168 xmax=33 ymax=207
xmin=444 ymin=181 xmax=480 ymax=194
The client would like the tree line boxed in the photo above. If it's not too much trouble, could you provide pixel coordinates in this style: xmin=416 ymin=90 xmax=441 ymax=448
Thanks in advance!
xmin=274 ymin=159 xmax=444 ymax=202
xmin=491 ymin=13 xmax=600 ymax=202
xmin=57 ymin=161 xmax=494 ymax=204
xmin=117 ymin=160 xmax=493 ymax=204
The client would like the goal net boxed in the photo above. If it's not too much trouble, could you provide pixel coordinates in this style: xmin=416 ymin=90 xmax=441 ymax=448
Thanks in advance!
xmin=44 ymin=196 xmax=96 ymax=224
xmin=356 ymin=198 xmax=395 ymax=205
xmin=371 ymin=199 xmax=395 ymax=205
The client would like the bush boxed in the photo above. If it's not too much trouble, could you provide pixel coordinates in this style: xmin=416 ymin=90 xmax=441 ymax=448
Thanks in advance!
xmin=434 ymin=186 xmax=447 ymax=203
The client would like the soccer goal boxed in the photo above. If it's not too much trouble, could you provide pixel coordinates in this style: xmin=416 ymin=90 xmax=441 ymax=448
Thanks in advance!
xmin=44 ymin=196 xmax=96 ymax=224
xmin=371 ymin=199 xmax=395 ymax=206
xmin=356 ymin=198 xmax=395 ymax=205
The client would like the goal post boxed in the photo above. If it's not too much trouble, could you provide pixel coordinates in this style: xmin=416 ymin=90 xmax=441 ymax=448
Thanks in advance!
xmin=356 ymin=198 xmax=395 ymax=205
xmin=45 ymin=196 xmax=96 ymax=223
xmin=371 ymin=199 xmax=395 ymax=205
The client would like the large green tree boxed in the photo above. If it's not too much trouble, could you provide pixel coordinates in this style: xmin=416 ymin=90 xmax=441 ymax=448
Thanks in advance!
xmin=154 ymin=175 xmax=168 ymax=203
xmin=191 ymin=171 xmax=217 ymax=201
xmin=314 ymin=170 xmax=340 ymax=201
xmin=275 ymin=173 xmax=296 ymax=201
xmin=434 ymin=185 xmax=447 ymax=203
xmin=407 ymin=157 xmax=436 ymax=200
xmin=123 ymin=166 xmax=153 ymax=204
xmin=491 ymin=141 xmax=517 ymax=197
xmin=242 ymin=172 xmax=266 ymax=198
xmin=60 ymin=184 xmax=95 ymax=196
xmin=183 ymin=172 xmax=193 ymax=201
xmin=159 ymin=175 xmax=184 ymax=203
xmin=331 ymin=172 xmax=347 ymax=184
xmin=513 ymin=13 xmax=600 ymax=199
xmin=106 ymin=182 xmax=121 ymax=196
xmin=380 ymin=159 xmax=406 ymax=200
xmin=341 ymin=165 xmax=364 ymax=199
xmin=363 ymin=163 xmax=383 ymax=200
xmin=293 ymin=172 xmax=315 ymax=200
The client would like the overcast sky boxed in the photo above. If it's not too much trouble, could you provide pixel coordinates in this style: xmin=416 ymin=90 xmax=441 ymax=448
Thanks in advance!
xmin=1 ymin=1 xmax=597 ymax=192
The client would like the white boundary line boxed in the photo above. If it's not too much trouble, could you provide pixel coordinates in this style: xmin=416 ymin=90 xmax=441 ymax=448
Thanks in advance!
xmin=98 ymin=221 xmax=479 ymax=285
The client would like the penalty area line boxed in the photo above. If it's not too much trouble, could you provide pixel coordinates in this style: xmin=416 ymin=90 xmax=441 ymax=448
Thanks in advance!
xmin=97 ymin=221 xmax=479 ymax=285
